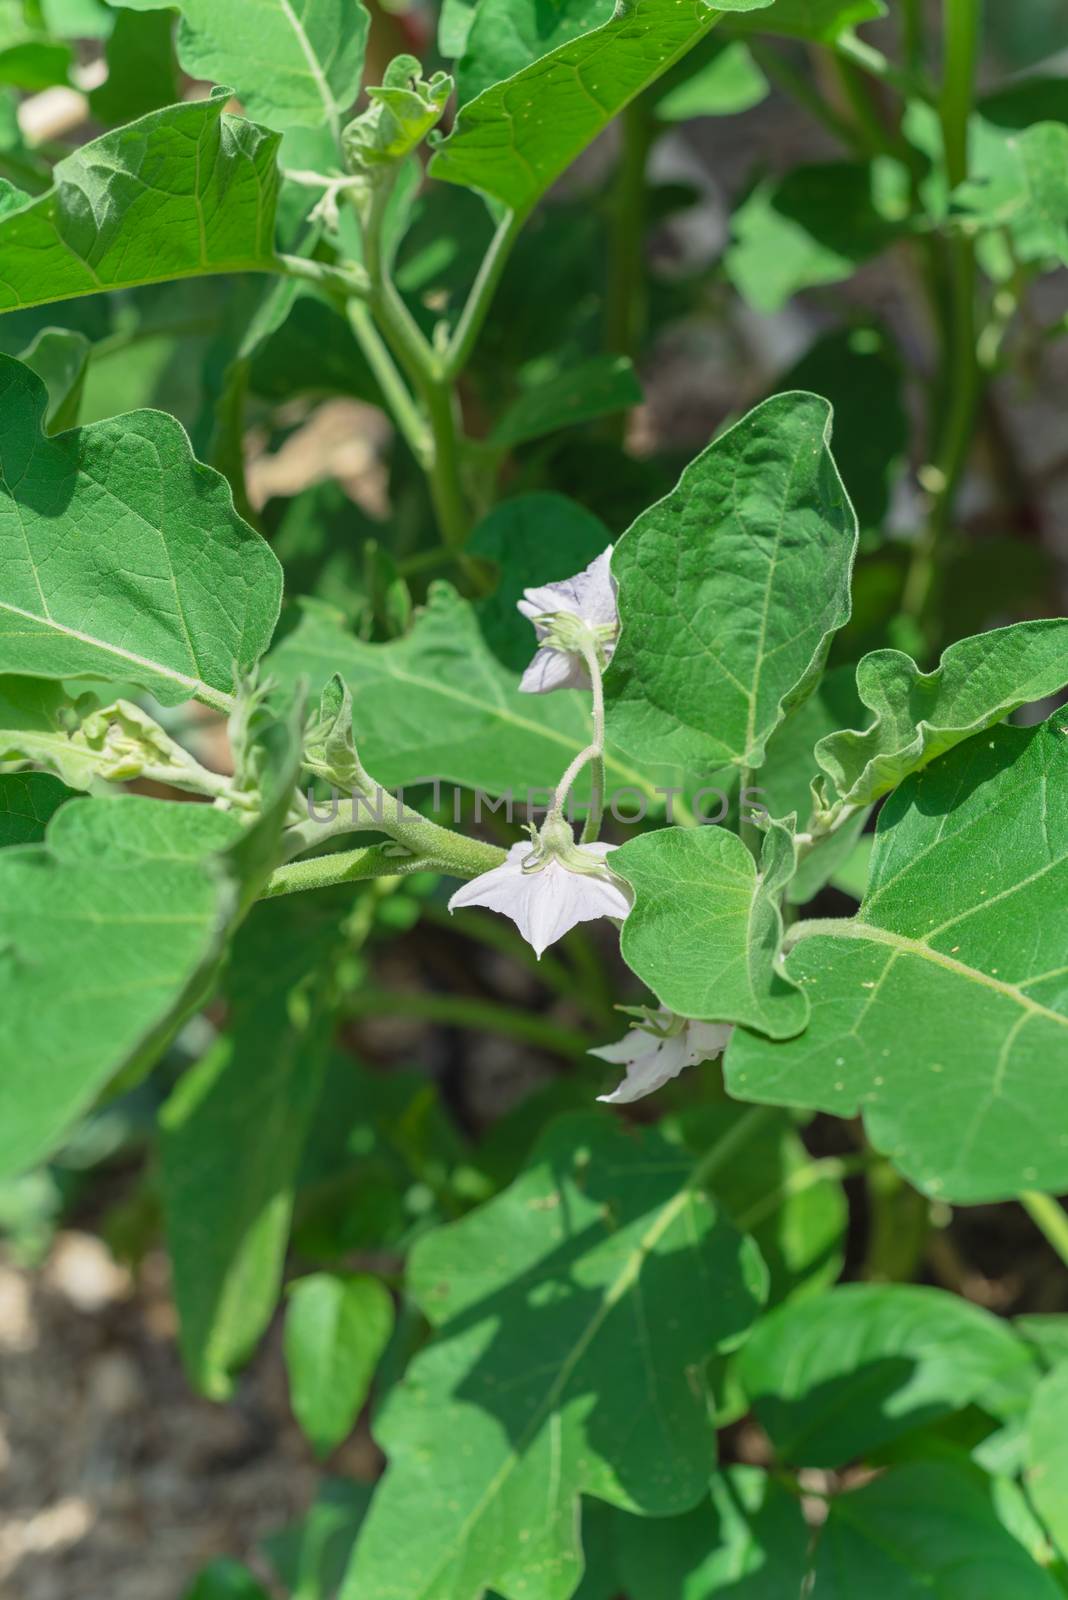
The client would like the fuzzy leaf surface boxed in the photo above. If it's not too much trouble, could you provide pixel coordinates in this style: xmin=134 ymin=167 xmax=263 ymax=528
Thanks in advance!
xmin=0 ymin=357 xmax=282 ymax=706
xmin=727 ymin=713 xmax=1068 ymax=1202
xmin=815 ymin=619 xmax=1068 ymax=808
xmin=341 ymin=1115 xmax=768 ymax=1600
xmin=615 ymin=823 xmax=807 ymax=1038
xmin=0 ymin=90 xmax=280 ymax=313
xmin=604 ymin=393 xmax=857 ymax=772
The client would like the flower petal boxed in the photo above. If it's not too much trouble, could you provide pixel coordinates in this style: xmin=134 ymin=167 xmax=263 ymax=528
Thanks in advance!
xmin=686 ymin=1020 xmax=734 ymax=1064
xmin=597 ymin=1031 xmax=690 ymax=1104
xmin=519 ymin=647 xmax=588 ymax=695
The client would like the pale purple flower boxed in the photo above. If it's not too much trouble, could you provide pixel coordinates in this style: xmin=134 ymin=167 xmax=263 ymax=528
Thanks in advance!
xmin=518 ymin=547 xmax=618 ymax=694
xmin=593 ymin=1011 xmax=734 ymax=1105
xmin=448 ymin=838 xmax=630 ymax=958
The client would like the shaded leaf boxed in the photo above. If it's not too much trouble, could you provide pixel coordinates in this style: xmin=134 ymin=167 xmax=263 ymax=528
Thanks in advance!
xmin=1025 ymin=1360 xmax=1068 ymax=1559
xmin=16 ymin=326 xmax=89 ymax=432
xmin=458 ymin=0 xmax=612 ymax=108
xmin=341 ymin=1114 xmax=768 ymax=1600
xmin=605 ymin=392 xmax=857 ymax=772
xmin=0 ymin=769 xmax=71 ymax=846
xmin=0 ymin=356 xmax=282 ymax=707
xmin=726 ymin=713 xmax=1068 ymax=1202
xmin=653 ymin=36 xmax=767 ymax=121
xmin=285 ymin=1272 xmax=395 ymax=1457
xmin=88 ymin=7 xmax=180 ymax=126
xmin=490 ymin=356 xmax=642 ymax=449
xmin=724 ymin=0 xmax=885 ymax=40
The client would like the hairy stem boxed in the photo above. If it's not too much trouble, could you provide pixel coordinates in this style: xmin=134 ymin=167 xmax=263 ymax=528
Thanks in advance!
xmin=444 ymin=208 xmax=526 ymax=379
xmin=549 ymin=637 xmax=607 ymax=834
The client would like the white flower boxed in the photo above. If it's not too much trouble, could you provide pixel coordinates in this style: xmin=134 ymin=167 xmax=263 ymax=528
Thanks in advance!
xmin=448 ymin=833 xmax=630 ymax=958
xmin=593 ymin=1010 xmax=733 ymax=1105
xmin=518 ymin=547 xmax=618 ymax=694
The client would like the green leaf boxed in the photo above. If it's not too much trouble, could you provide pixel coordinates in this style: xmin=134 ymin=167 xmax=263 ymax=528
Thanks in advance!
xmin=724 ymin=0 xmax=886 ymax=40
xmin=815 ymin=619 xmax=1068 ymax=809
xmin=616 ymin=1466 xmax=809 ymax=1598
xmin=0 ymin=1 xmax=72 ymax=91
xmin=738 ymin=1284 xmax=1035 ymax=1467
xmin=284 ymin=1272 xmax=395 ymax=1457
xmin=615 ymin=821 xmax=808 ymax=1038
xmin=161 ymin=897 xmax=342 ymax=1398
xmin=810 ymin=1461 xmax=1061 ymax=1597
xmin=725 ymin=163 xmax=900 ymax=313
xmin=183 ymin=1562 xmax=272 ymax=1600
xmin=604 ymin=392 xmax=857 ymax=772
xmin=726 ymin=712 xmax=1068 ymax=1202
xmin=772 ymin=323 xmax=906 ymax=530
xmin=1026 ymin=1360 xmax=1068 ymax=1559
xmin=458 ymin=0 xmax=612 ymax=108
xmin=16 ymin=326 xmax=89 ymax=432
xmin=262 ymin=1479 xmax=372 ymax=1599
xmin=0 ymin=90 xmax=280 ymax=314
xmin=653 ymin=37 xmax=768 ymax=121
xmin=266 ymin=582 xmax=661 ymax=806
xmin=469 ymin=493 xmax=610 ymax=672
xmin=119 ymin=0 xmax=369 ymax=133
xmin=0 ymin=770 xmax=71 ymax=846
xmin=429 ymin=0 xmax=775 ymax=211
xmin=957 ymin=116 xmax=1068 ymax=266
xmin=490 ymin=356 xmax=642 ymax=449
xmin=674 ymin=1103 xmax=847 ymax=1306
xmin=0 ymin=356 xmax=282 ymax=708
xmin=0 ymin=795 xmax=243 ymax=1179
xmin=88 ymin=7 xmax=180 ymax=126
xmin=341 ymin=1114 xmax=768 ymax=1600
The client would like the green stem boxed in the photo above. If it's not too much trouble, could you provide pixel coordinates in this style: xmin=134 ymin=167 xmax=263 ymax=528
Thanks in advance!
xmin=903 ymin=0 xmax=982 ymax=627
xmin=276 ymin=252 xmax=369 ymax=299
xmin=444 ymin=208 xmax=526 ymax=380
xmin=549 ymin=636 xmax=607 ymax=831
xmin=605 ymin=98 xmax=654 ymax=362
xmin=734 ymin=1153 xmax=871 ymax=1232
xmin=263 ymin=842 xmax=416 ymax=898
xmin=344 ymin=988 xmax=593 ymax=1061
xmin=346 ymin=301 xmax=429 ymax=463
xmin=283 ymin=788 xmax=506 ymax=880
xmin=902 ymin=0 xmax=924 ymax=72
xmin=1021 ymin=1191 xmax=1068 ymax=1269
xmin=748 ymin=42 xmax=865 ymax=154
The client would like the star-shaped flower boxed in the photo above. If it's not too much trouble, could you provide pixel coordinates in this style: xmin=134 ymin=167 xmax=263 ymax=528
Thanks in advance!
xmin=448 ymin=824 xmax=630 ymax=958
xmin=517 ymin=547 xmax=618 ymax=694
xmin=592 ymin=1010 xmax=733 ymax=1104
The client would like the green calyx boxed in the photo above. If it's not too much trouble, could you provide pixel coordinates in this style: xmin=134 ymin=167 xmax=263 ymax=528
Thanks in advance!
xmin=534 ymin=611 xmax=616 ymax=668
xmin=342 ymin=56 xmax=453 ymax=180
xmin=520 ymin=813 xmax=614 ymax=880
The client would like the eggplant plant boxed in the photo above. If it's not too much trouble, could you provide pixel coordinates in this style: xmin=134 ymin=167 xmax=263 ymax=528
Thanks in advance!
xmin=1 ymin=0 xmax=1067 ymax=1594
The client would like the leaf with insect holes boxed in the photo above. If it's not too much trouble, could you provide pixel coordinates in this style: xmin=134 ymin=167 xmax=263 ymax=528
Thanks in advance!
xmin=0 ymin=356 xmax=281 ymax=707
xmin=604 ymin=393 xmax=858 ymax=773
xmin=726 ymin=711 xmax=1068 ymax=1203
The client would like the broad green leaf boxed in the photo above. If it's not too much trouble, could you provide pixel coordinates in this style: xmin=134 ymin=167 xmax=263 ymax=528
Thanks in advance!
xmin=267 ymin=582 xmax=662 ymax=806
xmin=604 ymin=392 xmax=857 ymax=772
xmin=0 ymin=357 xmax=282 ymax=707
xmin=616 ymin=1466 xmax=808 ymax=1598
xmin=724 ymin=0 xmax=885 ymax=40
xmin=469 ymin=493 xmax=610 ymax=672
xmin=772 ymin=323 xmax=906 ymax=530
xmin=674 ymin=1102 xmax=846 ymax=1305
xmin=1017 ymin=1316 xmax=1068 ymax=1372
xmin=0 ymin=770 xmax=71 ymax=846
xmin=119 ymin=0 xmax=369 ymax=134
xmin=0 ymin=796 xmax=243 ymax=1178
xmin=161 ymin=896 xmax=342 ymax=1398
xmin=490 ymin=356 xmax=642 ymax=449
xmin=439 ymin=0 xmax=478 ymax=58
xmin=88 ymin=7 xmax=180 ymax=126
xmin=725 ymin=162 xmax=900 ymax=313
xmin=957 ymin=89 xmax=1068 ymax=266
xmin=341 ymin=1114 xmax=768 ymax=1600
xmin=0 ymin=90 xmax=280 ymax=314
xmin=653 ymin=37 xmax=767 ymax=121
xmin=810 ymin=1461 xmax=1061 ymax=1598
xmin=284 ymin=1272 xmax=395 ymax=1457
xmin=756 ymin=663 xmax=870 ymax=904
xmin=0 ymin=0 xmax=71 ymax=90
xmin=40 ymin=0 xmax=114 ymax=35
xmin=615 ymin=822 xmax=808 ymax=1038
xmin=429 ymin=0 xmax=774 ymax=211
xmin=815 ymin=618 xmax=1068 ymax=809
xmin=1026 ymin=1361 xmax=1068 ymax=1559
xmin=16 ymin=326 xmax=89 ymax=432
xmin=262 ymin=1479 xmax=372 ymax=1599
xmin=738 ymin=1284 xmax=1035 ymax=1467
xmin=726 ymin=713 xmax=1068 ymax=1202
xmin=458 ymin=0 xmax=612 ymax=108
xmin=0 ymin=176 xmax=29 ymax=218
